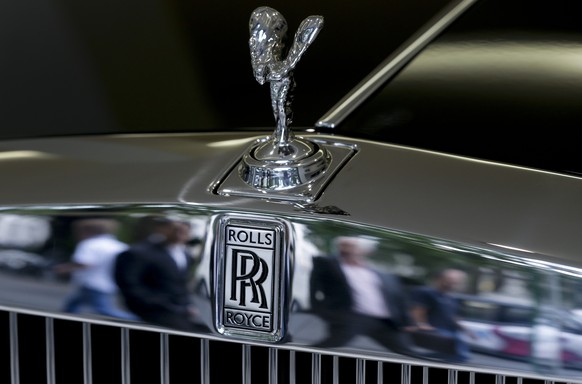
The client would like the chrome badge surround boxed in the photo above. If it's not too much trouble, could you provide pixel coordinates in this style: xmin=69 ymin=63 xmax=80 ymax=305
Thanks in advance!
xmin=213 ymin=214 xmax=289 ymax=342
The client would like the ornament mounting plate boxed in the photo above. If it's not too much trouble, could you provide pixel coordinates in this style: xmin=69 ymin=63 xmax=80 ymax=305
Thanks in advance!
xmin=215 ymin=138 xmax=355 ymax=203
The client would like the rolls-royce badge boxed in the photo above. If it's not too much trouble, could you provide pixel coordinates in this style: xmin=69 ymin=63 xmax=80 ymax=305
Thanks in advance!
xmin=214 ymin=215 xmax=287 ymax=342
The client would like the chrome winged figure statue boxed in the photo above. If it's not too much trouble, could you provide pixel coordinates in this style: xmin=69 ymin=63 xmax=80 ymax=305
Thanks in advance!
xmin=249 ymin=7 xmax=324 ymax=152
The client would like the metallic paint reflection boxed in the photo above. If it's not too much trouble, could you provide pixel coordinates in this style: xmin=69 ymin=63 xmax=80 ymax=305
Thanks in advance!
xmin=0 ymin=204 xmax=580 ymax=381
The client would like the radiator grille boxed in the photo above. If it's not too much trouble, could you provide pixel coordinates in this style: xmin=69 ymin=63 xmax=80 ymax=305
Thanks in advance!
xmin=2 ymin=310 xmax=577 ymax=384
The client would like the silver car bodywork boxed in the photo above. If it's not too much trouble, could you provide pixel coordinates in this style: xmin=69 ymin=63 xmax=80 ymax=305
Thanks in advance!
xmin=2 ymin=0 xmax=582 ymax=383
xmin=1 ymin=131 xmax=581 ymax=383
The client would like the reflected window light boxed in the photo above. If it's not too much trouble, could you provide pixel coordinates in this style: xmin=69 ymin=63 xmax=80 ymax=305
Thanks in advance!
xmin=0 ymin=150 xmax=57 ymax=161
xmin=5 ymin=205 xmax=106 ymax=211
xmin=488 ymin=243 xmax=535 ymax=254
xmin=434 ymin=244 xmax=466 ymax=252
xmin=0 ymin=215 xmax=51 ymax=248
xmin=407 ymin=40 xmax=582 ymax=80
xmin=206 ymin=138 xmax=257 ymax=148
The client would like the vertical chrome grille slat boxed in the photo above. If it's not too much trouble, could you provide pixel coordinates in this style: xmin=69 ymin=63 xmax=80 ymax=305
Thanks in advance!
xmin=312 ymin=353 xmax=321 ymax=384
xmin=377 ymin=361 xmax=383 ymax=384
xmin=45 ymin=317 xmax=55 ymax=384
xmin=448 ymin=369 xmax=458 ymax=384
xmin=121 ymin=328 xmax=130 ymax=384
xmin=5 ymin=311 xmax=580 ymax=384
xmin=82 ymin=322 xmax=92 ymax=384
xmin=200 ymin=339 xmax=210 ymax=384
xmin=160 ymin=333 xmax=170 ymax=384
xmin=10 ymin=312 xmax=19 ymax=384
xmin=333 ymin=355 xmax=339 ymax=384
xmin=401 ymin=363 xmax=411 ymax=384
xmin=242 ymin=344 xmax=251 ymax=384
xmin=356 ymin=358 xmax=365 ymax=384
xmin=269 ymin=348 xmax=278 ymax=384
xmin=289 ymin=350 xmax=296 ymax=384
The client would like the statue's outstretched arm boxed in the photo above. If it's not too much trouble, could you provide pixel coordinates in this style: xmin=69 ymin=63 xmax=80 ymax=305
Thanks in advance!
xmin=283 ymin=16 xmax=324 ymax=72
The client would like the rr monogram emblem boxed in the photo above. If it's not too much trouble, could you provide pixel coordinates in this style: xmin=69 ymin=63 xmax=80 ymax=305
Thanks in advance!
xmin=230 ymin=249 xmax=268 ymax=308
xmin=215 ymin=216 xmax=287 ymax=341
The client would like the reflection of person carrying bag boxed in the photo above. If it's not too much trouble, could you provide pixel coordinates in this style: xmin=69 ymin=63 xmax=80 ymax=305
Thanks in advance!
xmin=409 ymin=269 xmax=471 ymax=362
xmin=308 ymin=240 xmax=437 ymax=359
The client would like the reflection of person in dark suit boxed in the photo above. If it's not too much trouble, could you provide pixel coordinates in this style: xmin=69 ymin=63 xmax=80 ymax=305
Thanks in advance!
xmin=114 ymin=217 xmax=201 ymax=331
xmin=410 ymin=268 xmax=472 ymax=362
xmin=309 ymin=236 xmax=423 ymax=357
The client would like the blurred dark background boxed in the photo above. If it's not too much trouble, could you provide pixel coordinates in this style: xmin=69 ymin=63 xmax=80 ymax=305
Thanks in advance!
xmin=0 ymin=0 xmax=450 ymax=139
xmin=2 ymin=0 xmax=582 ymax=173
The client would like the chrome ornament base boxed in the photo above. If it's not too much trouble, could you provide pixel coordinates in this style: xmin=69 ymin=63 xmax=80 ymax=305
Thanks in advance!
xmin=215 ymin=137 xmax=355 ymax=203
xmin=240 ymin=137 xmax=331 ymax=190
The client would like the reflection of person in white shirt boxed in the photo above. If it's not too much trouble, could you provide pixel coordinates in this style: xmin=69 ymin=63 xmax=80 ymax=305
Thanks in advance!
xmin=310 ymin=236 xmax=425 ymax=357
xmin=55 ymin=219 xmax=136 ymax=320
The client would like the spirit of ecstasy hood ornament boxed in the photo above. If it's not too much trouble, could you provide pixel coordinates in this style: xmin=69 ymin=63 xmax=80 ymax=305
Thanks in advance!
xmin=249 ymin=6 xmax=323 ymax=150
xmin=240 ymin=7 xmax=330 ymax=190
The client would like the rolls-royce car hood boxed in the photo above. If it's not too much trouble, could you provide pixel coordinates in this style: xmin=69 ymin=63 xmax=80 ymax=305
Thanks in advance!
xmin=0 ymin=131 xmax=580 ymax=266
xmin=2 ymin=0 xmax=582 ymax=383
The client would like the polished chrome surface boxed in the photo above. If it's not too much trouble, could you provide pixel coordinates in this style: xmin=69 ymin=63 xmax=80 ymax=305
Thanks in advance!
xmin=83 ymin=323 xmax=93 ymax=384
xmin=269 ymin=348 xmax=278 ymax=384
xmin=289 ymin=350 xmax=296 ymax=384
xmin=213 ymin=214 xmax=289 ymax=342
xmin=201 ymin=339 xmax=210 ymax=384
xmin=1 ymin=132 xmax=581 ymax=268
xmin=0 ymin=132 xmax=581 ymax=383
xmin=3 ymin=3 xmax=559 ymax=384
xmin=249 ymin=6 xmax=323 ymax=149
xmin=0 ymin=205 xmax=581 ymax=382
xmin=239 ymin=138 xmax=330 ymax=190
xmin=160 ymin=333 xmax=169 ymax=384
xmin=246 ymin=7 xmax=331 ymax=191
xmin=312 ymin=353 xmax=321 ymax=384
xmin=5 ymin=313 xmax=566 ymax=384
xmin=333 ymin=355 xmax=339 ymax=384
xmin=316 ymin=0 xmax=479 ymax=129
xmin=10 ymin=312 xmax=19 ymax=384
xmin=121 ymin=328 xmax=130 ymax=384
xmin=378 ymin=361 xmax=384 ymax=383
xmin=46 ymin=318 xmax=56 ymax=384
xmin=357 ymin=358 xmax=366 ymax=383
xmin=243 ymin=344 xmax=251 ymax=384
xmin=215 ymin=137 xmax=355 ymax=202
xmin=402 ymin=364 xmax=411 ymax=383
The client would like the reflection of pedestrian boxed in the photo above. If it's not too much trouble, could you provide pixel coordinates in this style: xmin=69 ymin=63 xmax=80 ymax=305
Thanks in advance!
xmin=410 ymin=268 xmax=471 ymax=362
xmin=114 ymin=217 xmax=201 ymax=331
xmin=56 ymin=219 xmax=135 ymax=320
xmin=309 ymin=236 xmax=423 ymax=357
